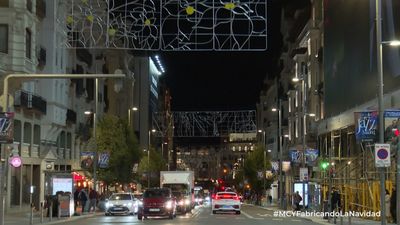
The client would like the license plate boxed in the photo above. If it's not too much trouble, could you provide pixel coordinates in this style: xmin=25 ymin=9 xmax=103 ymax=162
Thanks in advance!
xmin=114 ymin=207 xmax=122 ymax=210
xmin=222 ymin=205 xmax=231 ymax=209
xmin=149 ymin=208 xmax=160 ymax=212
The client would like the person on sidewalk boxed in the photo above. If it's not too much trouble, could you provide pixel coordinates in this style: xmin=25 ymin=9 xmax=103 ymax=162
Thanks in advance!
xmin=78 ymin=188 xmax=89 ymax=213
xmin=293 ymin=191 xmax=302 ymax=211
xmin=331 ymin=187 xmax=341 ymax=212
xmin=74 ymin=189 xmax=80 ymax=213
xmin=385 ymin=189 xmax=391 ymax=222
xmin=390 ymin=188 xmax=397 ymax=223
xmin=89 ymin=188 xmax=98 ymax=212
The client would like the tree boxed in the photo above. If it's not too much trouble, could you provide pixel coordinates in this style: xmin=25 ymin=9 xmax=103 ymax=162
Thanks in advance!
xmin=242 ymin=144 xmax=272 ymax=195
xmin=137 ymin=148 xmax=166 ymax=187
xmin=95 ymin=114 xmax=140 ymax=185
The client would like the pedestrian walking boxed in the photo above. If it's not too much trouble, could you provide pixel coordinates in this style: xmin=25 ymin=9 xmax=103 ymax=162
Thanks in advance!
xmin=74 ymin=189 xmax=80 ymax=213
xmin=78 ymin=188 xmax=88 ymax=213
xmin=385 ymin=189 xmax=391 ymax=222
xmin=89 ymin=188 xmax=98 ymax=212
xmin=331 ymin=187 xmax=341 ymax=211
xmin=293 ymin=191 xmax=302 ymax=210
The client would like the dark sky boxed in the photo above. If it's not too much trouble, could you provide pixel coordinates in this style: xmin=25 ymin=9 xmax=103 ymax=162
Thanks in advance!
xmin=161 ymin=1 xmax=283 ymax=112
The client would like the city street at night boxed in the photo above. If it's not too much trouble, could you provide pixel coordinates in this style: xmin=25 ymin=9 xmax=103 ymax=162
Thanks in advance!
xmin=5 ymin=205 xmax=325 ymax=225
xmin=1 ymin=0 xmax=400 ymax=225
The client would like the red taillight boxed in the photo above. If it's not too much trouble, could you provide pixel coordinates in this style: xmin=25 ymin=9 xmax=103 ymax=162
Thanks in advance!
xmin=215 ymin=195 xmax=219 ymax=200
xmin=212 ymin=194 xmax=216 ymax=199
xmin=233 ymin=196 xmax=239 ymax=200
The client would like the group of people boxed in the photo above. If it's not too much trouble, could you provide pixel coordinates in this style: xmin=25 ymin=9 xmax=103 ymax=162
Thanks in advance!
xmin=73 ymin=188 xmax=98 ymax=213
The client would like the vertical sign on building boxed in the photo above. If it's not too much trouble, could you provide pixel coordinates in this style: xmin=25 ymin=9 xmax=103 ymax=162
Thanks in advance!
xmin=300 ymin=167 xmax=308 ymax=181
xmin=0 ymin=112 xmax=14 ymax=143
xmin=354 ymin=111 xmax=378 ymax=142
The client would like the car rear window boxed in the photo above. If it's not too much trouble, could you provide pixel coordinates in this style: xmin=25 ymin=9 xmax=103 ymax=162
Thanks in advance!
xmin=216 ymin=193 xmax=237 ymax=199
xmin=109 ymin=194 xmax=132 ymax=200
xmin=144 ymin=189 xmax=170 ymax=198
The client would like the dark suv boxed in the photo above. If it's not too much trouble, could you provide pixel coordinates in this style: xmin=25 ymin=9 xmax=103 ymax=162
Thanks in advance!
xmin=137 ymin=188 xmax=176 ymax=220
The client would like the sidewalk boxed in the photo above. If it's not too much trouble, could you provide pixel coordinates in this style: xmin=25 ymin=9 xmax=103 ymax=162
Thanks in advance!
xmin=4 ymin=207 xmax=102 ymax=225
xmin=247 ymin=203 xmax=397 ymax=225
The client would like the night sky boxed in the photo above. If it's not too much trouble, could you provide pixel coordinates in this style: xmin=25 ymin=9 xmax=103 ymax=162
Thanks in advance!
xmin=160 ymin=1 xmax=283 ymax=112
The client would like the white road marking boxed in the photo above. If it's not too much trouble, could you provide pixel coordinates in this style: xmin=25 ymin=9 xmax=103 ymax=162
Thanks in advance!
xmin=240 ymin=210 xmax=255 ymax=219
xmin=291 ymin=219 xmax=302 ymax=222
xmin=272 ymin=218 xmax=283 ymax=221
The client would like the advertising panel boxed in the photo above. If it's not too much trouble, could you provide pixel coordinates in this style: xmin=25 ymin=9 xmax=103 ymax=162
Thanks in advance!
xmin=98 ymin=152 xmax=110 ymax=168
xmin=0 ymin=112 xmax=14 ymax=143
xmin=80 ymin=152 xmax=95 ymax=169
xmin=384 ymin=110 xmax=400 ymax=143
xmin=354 ymin=111 xmax=378 ymax=142
xmin=52 ymin=178 xmax=73 ymax=195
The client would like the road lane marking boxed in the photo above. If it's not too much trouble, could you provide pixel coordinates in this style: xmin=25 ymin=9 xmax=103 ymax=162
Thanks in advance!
xmin=291 ymin=219 xmax=302 ymax=222
xmin=272 ymin=218 xmax=283 ymax=221
xmin=240 ymin=210 xmax=255 ymax=219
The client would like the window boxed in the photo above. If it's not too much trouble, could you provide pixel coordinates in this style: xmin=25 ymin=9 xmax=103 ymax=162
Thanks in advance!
xmin=25 ymin=28 xmax=31 ymax=59
xmin=0 ymin=0 xmax=8 ymax=7
xmin=27 ymin=0 xmax=32 ymax=12
xmin=0 ymin=24 xmax=8 ymax=53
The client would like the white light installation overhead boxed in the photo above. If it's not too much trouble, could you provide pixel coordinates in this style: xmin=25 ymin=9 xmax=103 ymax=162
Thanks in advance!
xmin=153 ymin=55 xmax=165 ymax=74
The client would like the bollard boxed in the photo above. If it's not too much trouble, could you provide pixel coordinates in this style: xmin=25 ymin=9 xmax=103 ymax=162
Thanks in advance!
xmin=30 ymin=203 xmax=34 ymax=225
xmin=40 ymin=202 xmax=43 ymax=223
xmin=49 ymin=202 xmax=52 ymax=221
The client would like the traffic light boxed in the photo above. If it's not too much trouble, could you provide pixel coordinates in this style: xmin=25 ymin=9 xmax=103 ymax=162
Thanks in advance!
xmin=320 ymin=161 xmax=329 ymax=171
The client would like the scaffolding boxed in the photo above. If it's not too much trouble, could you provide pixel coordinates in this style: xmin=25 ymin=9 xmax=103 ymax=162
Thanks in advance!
xmin=319 ymin=127 xmax=396 ymax=220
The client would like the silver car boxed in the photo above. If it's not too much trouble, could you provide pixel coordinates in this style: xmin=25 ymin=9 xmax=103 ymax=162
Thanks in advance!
xmin=105 ymin=193 xmax=139 ymax=216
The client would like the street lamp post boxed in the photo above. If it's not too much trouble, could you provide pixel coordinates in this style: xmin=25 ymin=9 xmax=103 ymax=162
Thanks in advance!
xmin=0 ymin=73 xmax=125 ymax=225
xmin=147 ymin=129 xmax=156 ymax=188
xmin=258 ymin=130 xmax=266 ymax=197
xmin=375 ymin=2 xmax=400 ymax=224
xmin=272 ymin=100 xmax=283 ymax=208
xmin=128 ymin=107 xmax=138 ymax=126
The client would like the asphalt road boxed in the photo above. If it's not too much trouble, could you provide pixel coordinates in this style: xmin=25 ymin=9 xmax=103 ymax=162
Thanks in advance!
xmin=19 ymin=204 xmax=322 ymax=225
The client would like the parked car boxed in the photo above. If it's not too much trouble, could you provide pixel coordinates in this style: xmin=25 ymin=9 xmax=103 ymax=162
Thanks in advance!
xmin=211 ymin=192 xmax=241 ymax=214
xmin=105 ymin=193 xmax=139 ymax=216
xmin=137 ymin=188 xmax=176 ymax=220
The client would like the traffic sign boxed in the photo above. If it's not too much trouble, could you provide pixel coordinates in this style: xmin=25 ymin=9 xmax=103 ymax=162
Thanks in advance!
xmin=374 ymin=144 xmax=391 ymax=167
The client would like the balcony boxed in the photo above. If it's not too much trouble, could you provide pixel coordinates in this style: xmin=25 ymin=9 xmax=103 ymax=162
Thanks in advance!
xmin=14 ymin=90 xmax=47 ymax=114
xmin=66 ymin=109 xmax=77 ymax=124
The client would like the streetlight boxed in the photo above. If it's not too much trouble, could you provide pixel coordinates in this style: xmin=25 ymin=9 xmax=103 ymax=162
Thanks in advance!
xmin=258 ymin=129 xmax=266 ymax=197
xmin=147 ymin=129 xmax=156 ymax=188
xmin=161 ymin=142 xmax=168 ymax=165
xmin=271 ymin=100 xmax=283 ymax=208
xmin=376 ymin=1 xmax=400 ymax=223
xmin=292 ymin=73 xmax=309 ymax=210
xmin=128 ymin=106 xmax=138 ymax=125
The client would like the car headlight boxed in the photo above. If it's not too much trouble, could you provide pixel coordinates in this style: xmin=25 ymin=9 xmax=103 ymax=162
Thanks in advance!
xmin=138 ymin=201 xmax=143 ymax=206
xmin=205 ymin=197 xmax=210 ymax=201
xmin=178 ymin=200 xmax=184 ymax=206
xmin=106 ymin=203 xmax=113 ymax=208
xmin=124 ymin=203 xmax=133 ymax=207
xmin=165 ymin=201 xmax=173 ymax=209
xmin=184 ymin=199 xmax=190 ymax=205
